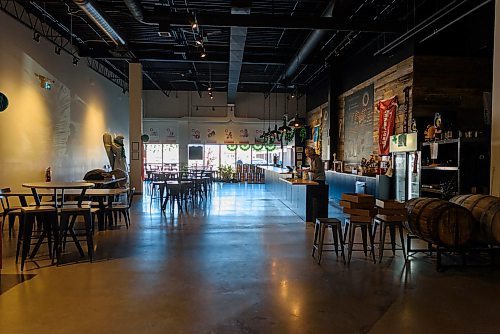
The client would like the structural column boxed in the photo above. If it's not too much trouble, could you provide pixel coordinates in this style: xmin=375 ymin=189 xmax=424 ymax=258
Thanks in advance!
xmin=129 ymin=62 xmax=143 ymax=193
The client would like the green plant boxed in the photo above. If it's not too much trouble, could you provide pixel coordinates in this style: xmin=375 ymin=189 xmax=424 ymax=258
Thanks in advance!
xmin=218 ymin=165 xmax=234 ymax=181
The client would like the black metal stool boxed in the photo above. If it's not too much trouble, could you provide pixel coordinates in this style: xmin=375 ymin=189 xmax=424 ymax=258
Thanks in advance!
xmin=58 ymin=206 xmax=97 ymax=262
xmin=372 ymin=214 xmax=407 ymax=263
xmin=344 ymin=215 xmax=376 ymax=265
xmin=17 ymin=206 xmax=58 ymax=271
xmin=312 ymin=218 xmax=346 ymax=264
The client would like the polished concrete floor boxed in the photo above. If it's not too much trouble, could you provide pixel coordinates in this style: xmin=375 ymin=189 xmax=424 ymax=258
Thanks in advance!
xmin=1 ymin=183 xmax=499 ymax=333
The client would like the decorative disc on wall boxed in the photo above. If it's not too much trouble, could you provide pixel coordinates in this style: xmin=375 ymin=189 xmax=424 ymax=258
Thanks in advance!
xmin=0 ymin=92 xmax=8 ymax=112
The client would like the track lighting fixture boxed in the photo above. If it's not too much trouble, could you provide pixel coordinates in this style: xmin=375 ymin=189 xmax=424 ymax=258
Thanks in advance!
xmin=72 ymin=57 xmax=79 ymax=66
xmin=195 ymin=35 xmax=203 ymax=46
xmin=200 ymin=49 xmax=207 ymax=58
xmin=55 ymin=46 xmax=61 ymax=55
xmin=33 ymin=31 xmax=41 ymax=43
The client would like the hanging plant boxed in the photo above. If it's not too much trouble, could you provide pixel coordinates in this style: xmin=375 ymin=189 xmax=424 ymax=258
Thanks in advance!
xmin=227 ymin=144 xmax=237 ymax=151
xmin=265 ymin=144 xmax=276 ymax=151
xmin=284 ymin=128 xmax=295 ymax=143
xmin=253 ymin=144 xmax=264 ymax=151
xmin=299 ymin=128 xmax=307 ymax=142
xmin=239 ymin=144 xmax=250 ymax=151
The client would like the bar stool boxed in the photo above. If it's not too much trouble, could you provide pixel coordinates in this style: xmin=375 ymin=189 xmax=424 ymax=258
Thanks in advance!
xmin=372 ymin=214 xmax=407 ymax=263
xmin=312 ymin=218 xmax=346 ymax=264
xmin=17 ymin=206 xmax=58 ymax=271
xmin=344 ymin=215 xmax=376 ymax=264
xmin=58 ymin=205 xmax=96 ymax=262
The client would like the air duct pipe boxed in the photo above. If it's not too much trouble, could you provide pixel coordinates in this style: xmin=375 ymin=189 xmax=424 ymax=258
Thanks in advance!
xmin=73 ymin=0 xmax=126 ymax=45
xmin=278 ymin=0 xmax=337 ymax=84
xmin=123 ymin=0 xmax=158 ymax=26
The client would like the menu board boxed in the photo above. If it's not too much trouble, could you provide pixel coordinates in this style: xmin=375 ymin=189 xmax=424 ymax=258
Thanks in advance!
xmin=343 ymin=84 xmax=374 ymax=164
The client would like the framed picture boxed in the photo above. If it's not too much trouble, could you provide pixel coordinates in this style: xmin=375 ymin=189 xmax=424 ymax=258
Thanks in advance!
xmin=132 ymin=141 xmax=140 ymax=152
xmin=297 ymin=153 xmax=303 ymax=160
xmin=296 ymin=147 xmax=303 ymax=153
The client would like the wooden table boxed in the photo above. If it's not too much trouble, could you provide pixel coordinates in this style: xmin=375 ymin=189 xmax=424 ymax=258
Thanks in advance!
xmin=23 ymin=182 xmax=95 ymax=208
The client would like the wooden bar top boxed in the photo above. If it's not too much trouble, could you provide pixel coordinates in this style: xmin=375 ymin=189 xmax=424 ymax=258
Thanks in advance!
xmin=280 ymin=178 xmax=320 ymax=186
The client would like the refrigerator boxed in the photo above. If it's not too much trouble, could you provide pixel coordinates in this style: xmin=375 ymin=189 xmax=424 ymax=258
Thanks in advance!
xmin=390 ymin=133 xmax=420 ymax=202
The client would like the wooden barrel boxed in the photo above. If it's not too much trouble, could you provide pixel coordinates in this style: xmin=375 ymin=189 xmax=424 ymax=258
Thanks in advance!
xmin=404 ymin=198 xmax=475 ymax=248
xmin=450 ymin=194 xmax=500 ymax=245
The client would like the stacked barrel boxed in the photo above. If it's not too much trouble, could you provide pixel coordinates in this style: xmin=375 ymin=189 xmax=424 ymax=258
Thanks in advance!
xmin=404 ymin=198 xmax=475 ymax=248
xmin=449 ymin=195 xmax=500 ymax=246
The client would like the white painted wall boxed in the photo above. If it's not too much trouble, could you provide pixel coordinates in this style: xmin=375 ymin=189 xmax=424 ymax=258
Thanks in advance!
xmin=143 ymin=90 xmax=306 ymax=120
xmin=0 ymin=11 xmax=129 ymax=185
xmin=492 ymin=1 xmax=500 ymax=196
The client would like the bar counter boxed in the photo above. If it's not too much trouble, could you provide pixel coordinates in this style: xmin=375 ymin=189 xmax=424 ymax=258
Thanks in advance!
xmin=325 ymin=171 xmax=390 ymax=204
xmin=259 ymin=166 xmax=328 ymax=222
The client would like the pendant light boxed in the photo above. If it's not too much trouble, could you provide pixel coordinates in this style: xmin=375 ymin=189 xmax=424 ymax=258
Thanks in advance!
xmin=259 ymin=94 xmax=266 ymax=142
xmin=278 ymin=93 xmax=292 ymax=134
xmin=289 ymin=92 xmax=305 ymax=128
xmin=270 ymin=92 xmax=280 ymax=140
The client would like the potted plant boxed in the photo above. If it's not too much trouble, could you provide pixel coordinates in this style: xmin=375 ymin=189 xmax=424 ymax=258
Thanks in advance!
xmin=217 ymin=165 xmax=236 ymax=182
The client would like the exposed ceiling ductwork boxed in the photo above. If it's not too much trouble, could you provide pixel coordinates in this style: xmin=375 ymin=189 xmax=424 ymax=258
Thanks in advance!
xmin=123 ymin=0 xmax=158 ymax=26
xmin=227 ymin=2 xmax=251 ymax=104
xmin=72 ymin=0 xmax=126 ymax=45
xmin=278 ymin=0 xmax=337 ymax=85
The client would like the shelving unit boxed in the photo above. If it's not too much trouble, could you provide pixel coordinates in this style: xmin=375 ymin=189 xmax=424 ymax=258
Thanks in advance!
xmin=420 ymin=137 xmax=489 ymax=198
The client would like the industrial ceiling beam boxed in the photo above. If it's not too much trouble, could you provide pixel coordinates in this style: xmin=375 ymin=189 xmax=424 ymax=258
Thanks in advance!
xmin=150 ymin=10 xmax=400 ymax=33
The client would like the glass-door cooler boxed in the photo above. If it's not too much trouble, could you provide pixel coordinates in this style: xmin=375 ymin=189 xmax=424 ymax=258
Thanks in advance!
xmin=390 ymin=133 xmax=420 ymax=202
xmin=407 ymin=151 xmax=421 ymax=200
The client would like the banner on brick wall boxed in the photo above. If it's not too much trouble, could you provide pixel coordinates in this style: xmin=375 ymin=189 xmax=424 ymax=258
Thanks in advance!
xmin=377 ymin=96 xmax=398 ymax=155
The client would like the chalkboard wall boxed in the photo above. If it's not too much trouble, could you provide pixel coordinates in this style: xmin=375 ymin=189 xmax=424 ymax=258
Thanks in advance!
xmin=343 ymin=84 xmax=374 ymax=164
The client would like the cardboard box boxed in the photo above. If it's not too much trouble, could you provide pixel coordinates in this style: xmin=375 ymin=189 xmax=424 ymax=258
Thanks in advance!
xmin=339 ymin=200 xmax=374 ymax=209
xmin=343 ymin=207 xmax=376 ymax=217
xmin=346 ymin=214 xmax=373 ymax=223
xmin=341 ymin=193 xmax=375 ymax=204
xmin=377 ymin=208 xmax=407 ymax=216
xmin=375 ymin=199 xmax=405 ymax=209
xmin=375 ymin=214 xmax=407 ymax=222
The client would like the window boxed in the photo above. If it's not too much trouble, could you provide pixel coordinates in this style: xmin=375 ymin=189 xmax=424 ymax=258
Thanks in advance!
xmin=144 ymin=144 xmax=179 ymax=171
xmin=221 ymin=145 xmax=236 ymax=169
xmin=188 ymin=144 xmax=204 ymax=168
xmin=204 ymin=145 xmax=220 ymax=170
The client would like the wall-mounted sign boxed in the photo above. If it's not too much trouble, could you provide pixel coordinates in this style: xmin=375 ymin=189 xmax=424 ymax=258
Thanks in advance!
xmin=389 ymin=132 xmax=417 ymax=153
xmin=0 ymin=92 xmax=9 ymax=112
xmin=148 ymin=127 xmax=160 ymax=143
xmin=239 ymin=128 xmax=249 ymax=144
xmin=206 ymin=128 xmax=217 ymax=144
xmin=165 ymin=127 xmax=176 ymax=143
xmin=223 ymin=128 xmax=234 ymax=144
xmin=255 ymin=129 xmax=264 ymax=144
xmin=343 ymin=84 xmax=374 ymax=163
xmin=191 ymin=128 xmax=201 ymax=143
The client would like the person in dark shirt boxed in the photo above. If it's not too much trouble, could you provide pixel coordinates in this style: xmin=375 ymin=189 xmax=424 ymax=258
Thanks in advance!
xmin=301 ymin=147 xmax=325 ymax=184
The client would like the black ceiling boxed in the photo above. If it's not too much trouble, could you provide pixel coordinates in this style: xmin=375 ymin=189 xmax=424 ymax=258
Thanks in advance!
xmin=2 ymin=0 xmax=493 ymax=94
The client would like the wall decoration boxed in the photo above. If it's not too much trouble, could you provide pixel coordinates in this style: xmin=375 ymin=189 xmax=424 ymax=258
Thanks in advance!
xmin=253 ymin=144 xmax=264 ymax=151
xmin=343 ymin=84 xmax=374 ymax=163
xmin=377 ymin=95 xmax=398 ymax=155
xmin=206 ymin=128 xmax=217 ymax=144
xmin=297 ymin=153 xmax=303 ymax=160
xmin=165 ymin=127 xmax=176 ymax=143
xmin=239 ymin=128 xmax=249 ymax=144
xmin=131 ymin=141 xmax=140 ymax=152
xmin=148 ymin=127 xmax=160 ymax=143
xmin=402 ymin=86 xmax=411 ymax=133
xmin=296 ymin=147 xmax=303 ymax=153
xmin=227 ymin=144 xmax=237 ymax=151
xmin=313 ymin=125 xmax=320 ymax=153
xmin=224 ymin=128 xmax=234 ymax=144
xmin=191 ymin=128 xmax=201 ymax=143
xmin=0 ymin=92 xmax=9 ymax=112
xmin=239 ymin=144 xmax=250 ymax=151
xmin=103 ymin=133 xmax=128 ymax=172
xmin=255 ymin=129 xmax=264 ymax=144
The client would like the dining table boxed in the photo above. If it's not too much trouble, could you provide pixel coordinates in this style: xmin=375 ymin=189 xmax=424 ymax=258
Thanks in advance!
xmin=23 ymin=182 xmax=95 ymax=208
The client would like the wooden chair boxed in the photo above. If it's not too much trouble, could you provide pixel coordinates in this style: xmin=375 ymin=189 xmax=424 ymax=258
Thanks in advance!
xmin=1 ymin=188 xmax=22 ymax=238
